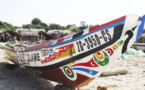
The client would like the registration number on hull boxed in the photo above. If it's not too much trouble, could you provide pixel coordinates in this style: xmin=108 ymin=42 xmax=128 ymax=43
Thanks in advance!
xmin=75 ymin=29 xmax=113 ymax=52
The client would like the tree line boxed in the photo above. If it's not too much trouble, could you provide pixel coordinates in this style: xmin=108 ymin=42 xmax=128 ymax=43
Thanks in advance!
xmin=0 ymin=21 xmax=16 ymax=30
xmin=0 ymin=18 xmax=93 ymax=32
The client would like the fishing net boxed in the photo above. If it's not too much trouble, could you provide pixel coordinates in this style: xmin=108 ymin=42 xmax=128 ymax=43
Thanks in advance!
xmin=121 ymin=48 xmax=145 ymax=59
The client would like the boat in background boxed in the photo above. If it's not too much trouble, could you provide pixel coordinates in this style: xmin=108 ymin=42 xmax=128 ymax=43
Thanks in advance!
xmin=2 ymin=14 xmax=145 ymax=87
xmin=132 ymin=32 xmax=145 ymax=52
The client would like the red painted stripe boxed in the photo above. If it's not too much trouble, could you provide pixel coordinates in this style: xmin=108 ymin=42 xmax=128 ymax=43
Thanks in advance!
xmin=56 ymin=37 xmax=64 ymax=44
xmin=36 ymin=42 xmax=40 ymax=44
xmin=89 ymin=16 xmax=126 ymax=33
xmin=132 ymin=44 xmax=145 ymax=46
xmin=44 ymin=40 xmax=51 ymax=43
xmin=25 ymin=43 xmax=52 ymax=51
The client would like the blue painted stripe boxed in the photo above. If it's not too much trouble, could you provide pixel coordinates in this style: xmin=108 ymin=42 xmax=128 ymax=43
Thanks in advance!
xmin=136 ymin=15 xmax=145 ymax=41
xmin=72 ymin=67 xmax=98 ymax=76
xmin=97 ymin=20 xmax=125 ymax=31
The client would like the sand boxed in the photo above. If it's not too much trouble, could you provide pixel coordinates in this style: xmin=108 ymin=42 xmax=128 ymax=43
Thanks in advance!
xmin=0 ymin=49 xmax=145 ymax=90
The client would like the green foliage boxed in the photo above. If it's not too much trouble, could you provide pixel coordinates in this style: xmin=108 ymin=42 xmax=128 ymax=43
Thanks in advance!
xmin=66 ymin=24 xmax=72 ymax=28
xmin=22 ymin=24 xmax=32 ymax=28
xmin=49 ymin=24 xmax=67 ymax=30
xmin=40 ymin=22 xmax=48 ymax=27
xmin=22 ymin=18 xmax=49 ymax=31
xmin=66 ymin=24 xmax=76 ymax=28
xmin=23 ymin=18 xmax=69 ymax=31
xmin=14 ymin=26 xmax=21 ymax=29
xmin=0 ymin=21 xmax=16 ymax=30
xmin=89 ymin=25 xmax=94 ymax=27
xmin=0 ymin=21 xmax=7 ymax=28
xmin=31 ymin=18 xmax=41 ymax=25
xmin=44 ymin=26 xmax=51 ymax=31
xmin=34 ymin=24 xmax=42 ymax=29
xmin=1 ymin=17 xmax=89 ymax=32
xmin=71 ymin=28 xmax=80 ymax=32
xmin=79 ymin=25 xmax=88 ymax=31
xmin=49 ymin=24 xmax=61 ymax=29
xmin=137 ymin=37 xmax=144 ymax=43
xmin=60 ymin=26 xmax=68 ymax=30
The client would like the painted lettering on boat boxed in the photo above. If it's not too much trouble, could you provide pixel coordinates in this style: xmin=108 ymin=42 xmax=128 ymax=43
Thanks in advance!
xmin=76 ymin=29 xmax=112 ymax=52
xmin=14 ymin=52 xmax=40 ymax=66
xmin=27 ymin=53 xmax=40 ymax=62
xmin=16 ymin=53 xmax=40 ymax=63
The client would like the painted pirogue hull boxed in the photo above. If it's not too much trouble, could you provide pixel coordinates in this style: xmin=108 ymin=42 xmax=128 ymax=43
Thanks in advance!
xmin=3 ymin=14 xmax=145 ymax=87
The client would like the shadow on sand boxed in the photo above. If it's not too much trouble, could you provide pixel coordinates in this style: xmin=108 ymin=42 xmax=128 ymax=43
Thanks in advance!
xmin=0 ymin=62 xmax=56 ymax=90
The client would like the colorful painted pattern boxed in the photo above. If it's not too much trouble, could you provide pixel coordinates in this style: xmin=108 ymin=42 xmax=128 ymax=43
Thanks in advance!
xmin=61 ymin=40 xmax=124 ymax=81
xmin=21 ymin=53 xmax=30 ymax=65
xmin=41 ymin=43 xmax=76 ymax=64
xmin=40 ymin=48 xmax=49 ymax=57
xmin=5 ymin=49 xmax=17 ymax=62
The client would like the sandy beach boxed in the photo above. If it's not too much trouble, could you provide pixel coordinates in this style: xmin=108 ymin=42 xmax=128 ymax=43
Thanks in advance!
xmin=0 ymin=49 xmax=145 ymax=90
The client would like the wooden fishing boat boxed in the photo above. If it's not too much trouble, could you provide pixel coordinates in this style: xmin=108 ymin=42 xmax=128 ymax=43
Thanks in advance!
xmin=131 ymin=33 xmax=145 ymax=51
xmin=3 ymin=14 xmax=145 ymax=87
xmin=132 ymin=43 xmax=145 ymax=51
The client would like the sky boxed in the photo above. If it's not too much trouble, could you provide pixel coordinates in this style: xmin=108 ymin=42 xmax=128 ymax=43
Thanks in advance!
xmin=0 ymin=0 xmax=145 ymax=27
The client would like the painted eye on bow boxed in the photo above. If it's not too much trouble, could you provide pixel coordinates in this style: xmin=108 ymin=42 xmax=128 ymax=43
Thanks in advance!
xmin=102 ymin=61 xmax=105 ymax=65
xmin=107 ymin=50 xmax=111 ymax=54
xmin=113 ymin=47 xmax=116 ymax=50
xmin=90 ymin=62 xmax=95 ymax=66
xmin=105 ymin=55 xmax=108 ymax=58
xmin=117 ymin=43 xmax=120 ymax=46
xmin=88 ymin=70 xmax=92 ymax=73
xmin=96 ymin=60 xmax=99 ymax=63
xmin=105 ymin=48 xmax=114 ymax=56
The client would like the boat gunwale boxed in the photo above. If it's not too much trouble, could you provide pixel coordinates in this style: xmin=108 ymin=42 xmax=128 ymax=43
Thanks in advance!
xmin=3 ymin=15 xmax=126 ymax=52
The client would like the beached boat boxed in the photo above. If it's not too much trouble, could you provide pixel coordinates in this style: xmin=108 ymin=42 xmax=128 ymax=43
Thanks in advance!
xmin=3 ymin=14 xmax=145 ymax=87
xmin=131 ymin=32 xmax=145 ymax=51
xmin=132 ymin=43 xmax=145 ymax=52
